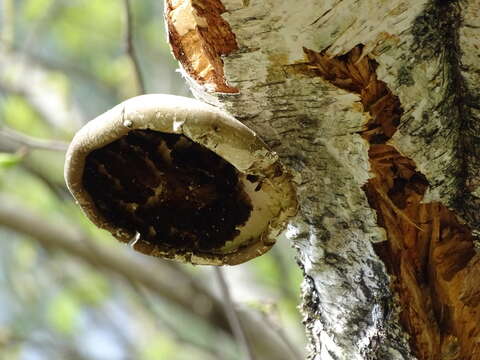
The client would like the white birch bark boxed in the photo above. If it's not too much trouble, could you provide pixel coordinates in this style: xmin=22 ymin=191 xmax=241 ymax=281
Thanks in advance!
xmin=166 ymin=1 xmax=480 ymax=359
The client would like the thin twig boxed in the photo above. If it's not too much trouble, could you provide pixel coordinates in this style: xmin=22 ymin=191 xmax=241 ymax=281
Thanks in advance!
xmin=214 ymin=267 xmax=256 ymax=360
xmin=127 ymin=280 xmax=225 ymax=360
xmin=262 ymin=315 xmax=304 ymax=360
xmin=0 ymin=127 xmax=69 ymax=152
xmin=123 ymin=0 xmax=146 ymax=94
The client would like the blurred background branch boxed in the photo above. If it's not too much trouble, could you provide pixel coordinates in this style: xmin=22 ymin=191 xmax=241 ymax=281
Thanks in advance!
xmin=0 ymin=127 xmax=69 ymax=152
xmin=123 ymin=0 xmax=146 ymax=94
xmin=0 ymin=1 xmax=304 ymax=359
xmin=214 ymin=267 xmax=255 ymax=360
xmin=0 ymin=195 xmax=229 ymax=330
xmin=0 ymin=195 xmax=302 ymax=360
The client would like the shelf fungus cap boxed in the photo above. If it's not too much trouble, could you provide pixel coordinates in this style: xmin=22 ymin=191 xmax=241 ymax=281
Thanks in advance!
xmin=65 ymin=94 xmax=297 ymax=265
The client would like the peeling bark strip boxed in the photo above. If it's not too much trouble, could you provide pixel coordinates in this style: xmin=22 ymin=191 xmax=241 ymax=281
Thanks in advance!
xmin=302 ymin=46 xmax=480 ymax=360
xmin=165 ymin=0 xmax=238 ymax=93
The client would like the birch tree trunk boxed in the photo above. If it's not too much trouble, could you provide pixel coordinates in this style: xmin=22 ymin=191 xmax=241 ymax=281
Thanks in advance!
xmin=165 ymin=1 xmax=480 ymax=359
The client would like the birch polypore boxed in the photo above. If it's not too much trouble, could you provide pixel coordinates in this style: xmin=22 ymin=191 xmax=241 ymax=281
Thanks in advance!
xmin=65 ymin=94 xmax=297 ymax=265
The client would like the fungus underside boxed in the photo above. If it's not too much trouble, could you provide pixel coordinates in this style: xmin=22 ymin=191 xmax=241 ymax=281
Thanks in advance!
xmin=83 ymin=130 xmax=252 ymax=252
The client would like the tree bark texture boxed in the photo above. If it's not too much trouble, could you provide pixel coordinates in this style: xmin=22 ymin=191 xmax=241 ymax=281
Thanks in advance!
xmin=165 ymin=1 xmax=480 ymax=359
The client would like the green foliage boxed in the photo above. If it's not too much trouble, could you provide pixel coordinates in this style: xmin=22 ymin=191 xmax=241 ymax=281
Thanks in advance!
xmin=1 ymin=96 xmax=48 ymax=137
xmin=45 ymin=72 xmax=71 ymax=103
xmin=140 ymin=335 xmax=176 ymax=360
xmin=254 ymin=248 xmax=301 ymax=293
xmin=23 ymin=0 xmax=55 ymax=20
xmin=46 ymin=273 xmax=110 ymax=335
xmin=0 ymin=152 xmax=24 ymax=168
xmin=47 ymin=292 xmax=82 ymax=335
xmin=70 ymin=272 xmax=110 ymax=306
xmin=93 ymin=55 xmax=139 ymax=98
xmin=51 ymin=1 xmax=123 ymax=57
xmin=14 ymin=241 xmax=37 ymax=271
xmin=0 ymin=167 xmax=60 ymax=213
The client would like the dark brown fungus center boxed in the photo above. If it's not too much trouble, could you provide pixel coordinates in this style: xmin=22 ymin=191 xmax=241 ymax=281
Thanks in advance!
xmin=82 ymin=130 xmax=252 ymax=252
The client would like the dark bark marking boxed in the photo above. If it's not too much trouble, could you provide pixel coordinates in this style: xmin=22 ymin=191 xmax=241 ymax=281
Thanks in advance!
xmin=412 ymin=0 xmax=480 ymax=231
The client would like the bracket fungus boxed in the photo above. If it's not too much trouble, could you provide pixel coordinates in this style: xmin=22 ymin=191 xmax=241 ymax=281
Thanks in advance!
xmin=65 ymin=94 xmax=297 ymax=265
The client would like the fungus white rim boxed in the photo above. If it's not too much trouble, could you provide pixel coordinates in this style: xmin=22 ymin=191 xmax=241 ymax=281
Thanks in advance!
xmin=65 ymin=94 xmax=297 ymax=265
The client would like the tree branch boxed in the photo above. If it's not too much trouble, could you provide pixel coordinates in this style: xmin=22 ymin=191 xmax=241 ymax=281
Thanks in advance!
xmin=214 ymin=267 xmax=255 ymax=360
xmin=0 ymin=131 xmax=70 ymax=200
xmin=0 ymin=195 xmax=228 ymax=330
xmin=0 ymin=127 xmax=69 ymax=152
xmin=127 ymin=280 xmax=224 ymax=359
xmin=123 ymin=0 xmax=146 ymax=94
xmin=0 ymin=196 xmax=301 ymax=360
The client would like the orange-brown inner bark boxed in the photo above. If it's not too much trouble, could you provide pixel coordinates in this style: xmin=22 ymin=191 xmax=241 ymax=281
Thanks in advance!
xmin=165 ymin=0 xmax=238 ymax=93
xmin=302 ymin=46 xmax=480 ymax=360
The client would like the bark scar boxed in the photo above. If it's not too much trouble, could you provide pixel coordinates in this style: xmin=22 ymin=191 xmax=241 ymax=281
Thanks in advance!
xmin=165 ymin=0 xmax=238 ymax=93
xmin=301 ymin=45 xmax=480 ymax=360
